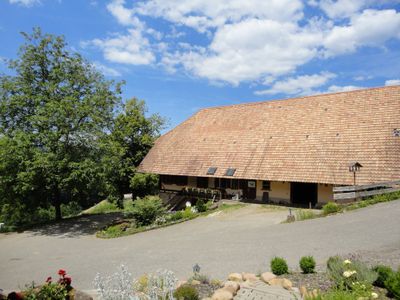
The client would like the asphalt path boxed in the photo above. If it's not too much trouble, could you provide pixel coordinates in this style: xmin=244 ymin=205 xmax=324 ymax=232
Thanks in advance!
xmin=1 ymin=201 xmax=399 ymax=291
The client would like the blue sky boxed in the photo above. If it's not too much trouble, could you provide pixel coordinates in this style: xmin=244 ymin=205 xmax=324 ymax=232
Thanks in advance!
xmin=1 ymin=0 xmax=400 ymax=130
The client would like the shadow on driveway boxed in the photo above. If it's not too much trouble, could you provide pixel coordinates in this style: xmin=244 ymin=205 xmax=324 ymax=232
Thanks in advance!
xmin=25 ymin=212 xmax=123 ymax=238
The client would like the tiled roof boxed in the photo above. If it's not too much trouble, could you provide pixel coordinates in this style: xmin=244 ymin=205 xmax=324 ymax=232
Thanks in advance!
xmin=138 ymin=86 xmax=400 ymax=185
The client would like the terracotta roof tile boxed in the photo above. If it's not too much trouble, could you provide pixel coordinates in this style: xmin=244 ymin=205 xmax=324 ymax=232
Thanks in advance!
xmin=138 ymin=86 xmax=400 ymax=185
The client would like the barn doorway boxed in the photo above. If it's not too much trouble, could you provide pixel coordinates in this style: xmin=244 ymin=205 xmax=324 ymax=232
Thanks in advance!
xmin=290 ymin=182 xmax=318 ymax=207
xmin=241 ymin=180 xmax=257 ymax=200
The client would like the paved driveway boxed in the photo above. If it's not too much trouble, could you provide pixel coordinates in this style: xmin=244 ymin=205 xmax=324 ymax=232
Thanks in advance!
xmin=1 ymin=201 xmax=400 ymax=291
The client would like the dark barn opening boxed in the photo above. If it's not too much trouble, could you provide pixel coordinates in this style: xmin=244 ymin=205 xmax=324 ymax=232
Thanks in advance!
xmin=291 ymin=182 xmax=318 ymax=207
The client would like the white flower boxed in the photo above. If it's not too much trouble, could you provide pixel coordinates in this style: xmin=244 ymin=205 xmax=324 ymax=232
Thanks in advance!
xmin=343 ymin=259 xmax=351 ymax=265
xmin=343 ymin=270 xmax=357 ymax=278
xmin=371 ymin=292 xmax=378 ymax=299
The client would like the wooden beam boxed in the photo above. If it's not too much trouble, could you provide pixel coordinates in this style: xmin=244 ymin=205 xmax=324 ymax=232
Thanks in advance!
xmin=334 ymin=187 xmax=400 ymax=201
xmin=333 ymin=180 xmax=400 ymax=192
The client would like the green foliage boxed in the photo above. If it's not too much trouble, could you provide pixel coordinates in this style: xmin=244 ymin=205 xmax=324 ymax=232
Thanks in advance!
xmin=127 ymin=196 xmax=165 ymax=226
xmin=327 ymin=256 xmax=377 ymax=290
xmin=345 ymin=191 xmax=400 ymax=211
xmin=372 ymin=265 xmax=393 ymax=288
xmin=322 ymin=202 xmax=341 ymax=215
xmin=182 ymin=207 xmax=195 ymax=219
xmin=270 ymin=257 xmax=289 ymax=275
xmin=195 ymin=198 xmax=207 ymax=213
xmin=0 ymin=28 xmax=122 ymax=222
xmin=300 ymin=256 xmax=316 ymax=274
xmin=295 ymin=209 xmax=317 ymax=221
xmin=61 ymin=201 xmax=82 ymax=217
xmin=307 ymin=288 xmax=375 ymax=300
xmin=385 ymin=269 xmax=400 ymax=299
xmin=173 ymin=284 xmax=199 ymax=300
xmin=168 ymin=211 xmax=185 ymax=222
xmin=108 ymin=98 xmax=165 ymax=197
xmin=83 ymin=200 xmax=120 ymax=215
xmin=130 ymin=173 xmax=159 ymax=198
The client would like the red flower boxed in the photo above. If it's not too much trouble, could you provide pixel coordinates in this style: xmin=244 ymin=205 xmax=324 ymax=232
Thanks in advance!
xmin=46 ymin=276 xmax=52 ymax=283
xmin=64 ymin=276 xmax=72 ymax=286
xmin=58 ymin=269 xmax=66 ymax=276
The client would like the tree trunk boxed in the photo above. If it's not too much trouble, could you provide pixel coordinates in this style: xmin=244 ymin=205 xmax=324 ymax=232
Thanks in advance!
xmin=53 ymin=191 xmax=62 ymax=221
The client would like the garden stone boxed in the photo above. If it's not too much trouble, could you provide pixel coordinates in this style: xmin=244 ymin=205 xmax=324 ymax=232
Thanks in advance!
xmin=228 ymin=273 xmax=242 ymax=282
xmin=242 ymin=273 xmax=258 ymax=282
xmin=267 ymin=278 xmax=293 ymax=290
xmin=223 ymin=281 xmax=240 ymax=295
xmin=211 ymin=288 xmax=234 ymax=300
xmin=260 ymin=272 xmax=276 ymax=283
xmin=191 ymin=280 xmax=201 ymax=285
xmin=299 ymin=286 xmax=307 ymax=298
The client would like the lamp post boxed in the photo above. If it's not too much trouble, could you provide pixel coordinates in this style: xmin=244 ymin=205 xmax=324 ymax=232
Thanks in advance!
xmin=349 ymin=162 xmax=363 ymax=200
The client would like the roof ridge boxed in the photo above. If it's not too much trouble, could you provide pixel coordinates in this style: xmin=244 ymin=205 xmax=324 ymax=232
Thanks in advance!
xmin=199 ymin=85 xmax=399 ymax=112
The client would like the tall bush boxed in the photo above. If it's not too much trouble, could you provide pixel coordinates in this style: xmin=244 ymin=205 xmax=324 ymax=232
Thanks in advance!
xmin=127 ymin=196 xmax=165 ymax=226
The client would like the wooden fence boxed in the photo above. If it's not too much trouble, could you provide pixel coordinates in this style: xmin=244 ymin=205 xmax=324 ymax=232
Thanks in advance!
xmin=333 ymin=180 xmax=400 ymax=201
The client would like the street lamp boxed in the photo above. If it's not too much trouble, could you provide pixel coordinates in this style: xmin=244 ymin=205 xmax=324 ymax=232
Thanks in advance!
xmin=349 ymin=162 xmax=363 ymax=186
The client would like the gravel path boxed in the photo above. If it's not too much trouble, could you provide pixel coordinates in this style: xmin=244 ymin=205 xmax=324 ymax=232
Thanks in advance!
xmin=0 ymin=201 xmax=399 ymax=291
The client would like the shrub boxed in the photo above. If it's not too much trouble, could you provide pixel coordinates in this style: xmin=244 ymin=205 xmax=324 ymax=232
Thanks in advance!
xmin=182 ymin=207 xmax=195 ymax=219
xmin=195 ymin=198 xmax=207 ymax=213
xmin=322 ymin=202 xmax=341 ymax=215
xmin=270 ymin=257 xmax=289 ymax=275
xmin=300 ymin=256 xmax=316 ymax=274
xmin=168 ymin=211 xmax=184 ymax=222
xmin=327 ymin=256 xmax=377 ymax=290
xmin=372 ymin=265 xmax=393 ymax=288
xmin=385 ymin=269 xmax=400 ymax=299
xmin=173 ymin=284 xmax=199 ymax=300
xmin=127 ymin=196 xmax=165 ymax=226
xmin=61 ymin=201 xmax=82 ymax=217
xmin=24 ymin=269 xmax=72 ymax=300
xmin=130 ymin=173 xmax=159 ymax=198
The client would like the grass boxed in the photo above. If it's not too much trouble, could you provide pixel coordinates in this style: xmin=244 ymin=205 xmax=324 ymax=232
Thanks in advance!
xmin=97 ymin=203 xmax=249 ymax=239
xmin=82 ymin=199 xmax=134 ymax=215
xmin=343 ymin=190 xmax=400 ymax=211
xmin=295 ymin=209 xmax=319 ymax=221
xmin=288 ymin=190 xmax=400 ymax=223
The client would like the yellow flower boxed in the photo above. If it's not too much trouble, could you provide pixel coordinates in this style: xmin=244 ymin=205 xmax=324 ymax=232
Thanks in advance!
xmin=343 ymin=270 xmax=357 ymax=278
xmin=343 ymin=259 xmax=352 ymax=265
xmin=371 ymin=292 xmax=378 ymax=299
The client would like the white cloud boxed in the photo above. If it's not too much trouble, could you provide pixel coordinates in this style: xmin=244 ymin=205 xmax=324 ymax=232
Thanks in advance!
xmin=134 ymin=0 xmax=304 ymax=32
xmin=90 ymin=29 xmax=155 ymax=65
xmin=385 ymin=79 xmax=400 ymax=86
xmin=88 ymin=0 xmax=400 ymax=87
xmin=318 ymin=0 xmax=369 ymax=19
xmin=168 ymin=19 xmax=323 ymax=85
xmin=327 ymin=85 xmax=363 ymax=93
xmin=9 ymin=0 xmax=40 ymax=6
xmin=353 ymin=75 xmax=372 ymax=81
xmin=92 ymin=62 xmax=121 ymax=77
xmin=255 ymin=72 xmax=336 ymax=96
xmin=323 ymin=9 xmax=400 ymax=56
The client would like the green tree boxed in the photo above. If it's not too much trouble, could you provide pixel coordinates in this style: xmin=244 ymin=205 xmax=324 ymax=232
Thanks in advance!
xmin=0 ymin=28 xmax=122 ymax=221
xmin=109 ymin=98 xmax=165 ymax=199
